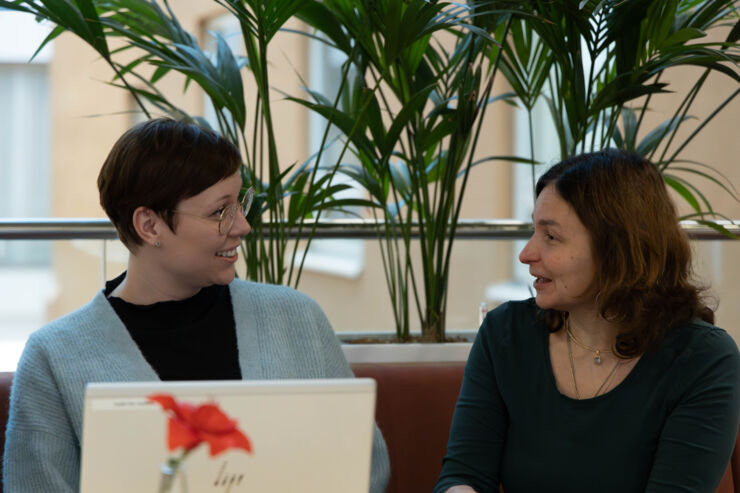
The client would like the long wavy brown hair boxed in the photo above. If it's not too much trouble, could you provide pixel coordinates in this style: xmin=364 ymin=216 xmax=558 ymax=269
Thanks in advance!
xmin=537 ymin=149 xmax=714 ymax=357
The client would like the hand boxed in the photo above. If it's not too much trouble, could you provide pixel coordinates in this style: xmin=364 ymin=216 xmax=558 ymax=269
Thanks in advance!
xmin=445 ymin=486 xmax=478 ymax=493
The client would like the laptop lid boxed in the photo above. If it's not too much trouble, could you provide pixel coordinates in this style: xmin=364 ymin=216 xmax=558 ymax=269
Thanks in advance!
xmin=80 ymin=378 xmax=376 ymax=493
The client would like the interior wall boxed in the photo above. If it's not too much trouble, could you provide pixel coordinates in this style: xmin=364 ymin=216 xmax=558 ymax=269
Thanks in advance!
xmin=39 ymin=5 xmax=740 ymax=344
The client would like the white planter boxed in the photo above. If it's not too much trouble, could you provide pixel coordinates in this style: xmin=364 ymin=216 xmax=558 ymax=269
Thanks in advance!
xmin=341 ymin=341 xmax=473 ymax=364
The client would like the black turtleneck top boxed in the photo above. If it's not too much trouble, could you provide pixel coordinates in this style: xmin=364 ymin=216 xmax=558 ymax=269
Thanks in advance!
xmin=105 ymin=272 xmax=241 ymax=381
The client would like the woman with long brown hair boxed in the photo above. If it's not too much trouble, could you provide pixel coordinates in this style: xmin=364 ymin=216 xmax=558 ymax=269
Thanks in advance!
xmin=436 ymin=149 xmax=740 ymax=493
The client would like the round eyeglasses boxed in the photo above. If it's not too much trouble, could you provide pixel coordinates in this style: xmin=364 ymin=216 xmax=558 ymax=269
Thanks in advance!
xmin=218 ymin=187 xmax=255 ymax=235
xmin=173 ymin=187 xmax=255 ymax=235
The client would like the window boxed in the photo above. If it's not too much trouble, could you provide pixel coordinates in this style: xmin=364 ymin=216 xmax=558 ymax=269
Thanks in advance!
xmin=0 ymin=10 xmax=56 ymax=371
xmin=202 ymin=14 xmax=365 ymax=279
xmin=485 ymin=96 xmax=559 ymax=305
xmin=298 ymin=31 xmax=364 ymax=279
xmin=485 ymin=34 xmax=608 ymax=305
xmin=0 ymin=11 xmax=52 ymax=266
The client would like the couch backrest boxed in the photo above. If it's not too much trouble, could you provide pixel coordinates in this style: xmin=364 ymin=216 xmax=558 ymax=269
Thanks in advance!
xmin=1 ymin=371 xmax=12 ymax=493
xmin=1 ymin=368 xmax=738 ymax=493
xmin=734 ymin=435 xmax=740 ymax=493
xmin=352 ymin=362 xmax=466 ymax=493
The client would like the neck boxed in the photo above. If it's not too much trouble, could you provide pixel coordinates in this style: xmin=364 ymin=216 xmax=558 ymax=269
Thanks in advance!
xmin=110 ymin=254 xmax=201 ymax=305
xmin=567 ymin=309 xmax=620 ymax=350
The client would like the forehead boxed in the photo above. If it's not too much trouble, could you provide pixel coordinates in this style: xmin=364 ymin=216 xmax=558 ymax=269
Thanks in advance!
xmin=533 ymin=184 xmax=585 ymax=230
xmin=178 ymin=171 xmax=242 ymax=206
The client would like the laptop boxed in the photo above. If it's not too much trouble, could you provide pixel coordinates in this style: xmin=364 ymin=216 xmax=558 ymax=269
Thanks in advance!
xmin=80 ymin=378 xmax=376 ymax=493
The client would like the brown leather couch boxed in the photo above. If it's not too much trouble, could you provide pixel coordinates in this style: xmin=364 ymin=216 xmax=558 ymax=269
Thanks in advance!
xmin=1 ymin=366 xmax=739 ymax=493
xmin=1 ymin=372 xmax=11 ymax=493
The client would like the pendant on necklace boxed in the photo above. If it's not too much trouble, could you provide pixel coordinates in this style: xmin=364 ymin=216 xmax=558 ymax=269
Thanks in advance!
xmin=594 ymin=350 xmax=602 ymax=365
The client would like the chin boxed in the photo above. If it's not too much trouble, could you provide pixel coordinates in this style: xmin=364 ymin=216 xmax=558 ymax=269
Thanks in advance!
xmin=220 ymin=275 xmax=236 ymax=286
xmin=533 ymin=294 xmax=550 ymax=308
xmin=213 ymin=270 xmax=237 ymax=286
xmin=533 ymin=295 xmax=561 ymax=312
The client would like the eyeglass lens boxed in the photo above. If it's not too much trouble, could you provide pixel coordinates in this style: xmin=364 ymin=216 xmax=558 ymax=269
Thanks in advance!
xmin=218 ymin=188 xmax=255 ymax=235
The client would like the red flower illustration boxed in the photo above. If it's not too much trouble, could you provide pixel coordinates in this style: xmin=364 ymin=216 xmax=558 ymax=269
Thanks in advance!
xmin=148 ymin=394 xmax=253 ymax=457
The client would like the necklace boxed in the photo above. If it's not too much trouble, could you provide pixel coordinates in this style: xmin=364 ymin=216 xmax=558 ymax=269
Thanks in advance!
xmin=566 ymin=323 xmax=613 ymax=365
xmin=567 ymin=332 xmax=620 ymax=399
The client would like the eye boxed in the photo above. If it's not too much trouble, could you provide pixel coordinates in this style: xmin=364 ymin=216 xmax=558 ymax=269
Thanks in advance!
xmin=542 ymin=230 xmax=557 ymax=241
xmin=211 ymin=206 xmax=227 ymax=217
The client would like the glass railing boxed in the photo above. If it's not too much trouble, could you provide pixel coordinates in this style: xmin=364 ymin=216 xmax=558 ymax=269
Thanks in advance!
xmin=1 ymin=218 xmax=738 ymax=371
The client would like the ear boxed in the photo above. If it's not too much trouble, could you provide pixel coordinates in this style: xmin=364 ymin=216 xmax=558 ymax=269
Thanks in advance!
xmin=131 ymin=206 xmax=165 ymax=247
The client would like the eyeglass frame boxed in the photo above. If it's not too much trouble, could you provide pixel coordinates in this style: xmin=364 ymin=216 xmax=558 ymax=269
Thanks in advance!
xmin=172 ymin=186 xmax=255 ymax=235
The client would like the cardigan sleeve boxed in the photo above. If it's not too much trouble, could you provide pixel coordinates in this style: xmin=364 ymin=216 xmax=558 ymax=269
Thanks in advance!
xmin=238 ymin=282 xmax=391 ymax=493
xmin=3 ymin=333 xmax=80 ymax=493
xmin=645 ymin=328 xmax=740 ymax=492
xmin=434 ymin=312 xmax=509 ymax=493
xmin=302 ymin=293 xmax=391 ymax=493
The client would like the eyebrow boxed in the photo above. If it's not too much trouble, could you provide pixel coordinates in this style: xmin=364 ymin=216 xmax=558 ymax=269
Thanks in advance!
xmin=211 ymin=192 xmax=236 ymax=205
xmin=534 ymin=218 xmax=560 ymax=228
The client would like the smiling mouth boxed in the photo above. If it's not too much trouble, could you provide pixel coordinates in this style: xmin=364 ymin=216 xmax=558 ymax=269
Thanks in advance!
xmin=215 ymin=248 xmax=237 ymax=258
xmin=533 ymin=276 xmax=552 ymax=286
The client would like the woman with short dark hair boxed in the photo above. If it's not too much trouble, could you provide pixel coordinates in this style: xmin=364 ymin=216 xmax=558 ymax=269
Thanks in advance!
xmin=3 ymin=118 xmax=390 ymax=492
xmin=435 ymin=149 xmax=740 ymax=493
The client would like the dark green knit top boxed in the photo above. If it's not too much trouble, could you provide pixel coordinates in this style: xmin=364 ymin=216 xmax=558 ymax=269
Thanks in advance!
xmin=435 ymin=299 xmax=740 ymax=493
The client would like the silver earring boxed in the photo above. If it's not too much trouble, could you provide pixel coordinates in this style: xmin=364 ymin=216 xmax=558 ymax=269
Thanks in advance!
xmin=154 ymin=241 xmax=161 ymax=248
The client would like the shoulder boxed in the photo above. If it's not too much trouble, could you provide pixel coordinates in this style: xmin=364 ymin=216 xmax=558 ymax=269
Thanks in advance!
xmin=659 ymin=320 xmax=740 ymax=394
xmin=664 ymin=319 xmax=739 ymax=362
xmin=480 ymin=298 xmax=541 ymax=343
xmin=229 ymin=279 xmax=319 ymax=309
xmin=17 ymin=291 xmax=118 ymax=391
xmin=227 ymin=280 xmax=345 ymax=378
xmin=12 ymin=292 xmax=111 ymax=416
xmin=484 ymin=298 xmax=539 ymax=323
xmin=228 ymin=279 xmax=330 ymax=333
xmin=471 ymin=298 xmax=542 ymax=363
xmin=25 ymin=290 xmax=113 ymax=356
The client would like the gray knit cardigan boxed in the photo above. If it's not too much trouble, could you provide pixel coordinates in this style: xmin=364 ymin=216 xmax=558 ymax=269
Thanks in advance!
xmin=3 ymin=279 xmax=390 ymax=492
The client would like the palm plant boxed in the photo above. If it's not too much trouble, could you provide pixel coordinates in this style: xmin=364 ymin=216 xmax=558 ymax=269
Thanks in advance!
xmin=4 ymin=0 xmax=737 ymax=344
xmin=493 ymin=0 xmax=740 ymax=228
xmin=1 ymin=0 xmax=366 ymax=286
xmin=294 ymin=0 xmax=525 ymax=341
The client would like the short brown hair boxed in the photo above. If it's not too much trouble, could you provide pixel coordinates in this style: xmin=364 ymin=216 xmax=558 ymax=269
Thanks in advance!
xmin=536 ymin=149 xmax=713 ymax=357
xmin=98 ymin=118 xmax=242 ymax=251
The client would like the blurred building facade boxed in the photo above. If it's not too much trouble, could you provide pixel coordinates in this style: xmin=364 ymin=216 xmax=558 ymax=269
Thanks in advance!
xmin=1 ymin=4 xmax=738 ymax=368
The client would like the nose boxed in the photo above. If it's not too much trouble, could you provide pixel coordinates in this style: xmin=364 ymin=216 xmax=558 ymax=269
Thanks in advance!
xmin=518 ymin=236 xmax=537 ymax=265
xmin=229 ymin=211 xmax=251 ymax=237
